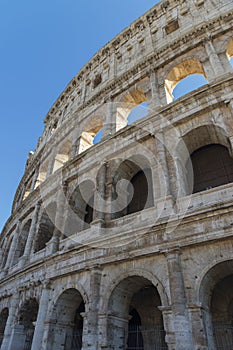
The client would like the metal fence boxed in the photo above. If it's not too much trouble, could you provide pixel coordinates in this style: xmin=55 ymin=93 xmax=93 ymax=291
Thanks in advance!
xmin=126 ymin=326 xmax=168 ymax=350
xmin=214 ymin=323 xmax=233 ymax=350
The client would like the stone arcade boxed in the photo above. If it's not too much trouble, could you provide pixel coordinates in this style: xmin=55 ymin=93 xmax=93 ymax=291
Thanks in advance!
xmin=1 ymin=0 xmax=233 ymax=349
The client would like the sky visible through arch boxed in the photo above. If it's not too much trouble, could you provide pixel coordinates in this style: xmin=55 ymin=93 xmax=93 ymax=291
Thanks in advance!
xmin=0 ymin=1 xmax=232 ymax=232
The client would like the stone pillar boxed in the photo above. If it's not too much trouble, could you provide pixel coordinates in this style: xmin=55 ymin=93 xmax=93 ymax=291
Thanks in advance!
xmin=187 ymin=304 xmax=208 ymax=350
xmin=4 ymin=222 xmax=21 ymax=271
xmin=19 ymin=201 xmax=41 ymax=266
xmin=102 ymin=100 xmax=117 ymax=138
xmin=0 ymin=292 xmax=19 ymax=350
xmin=106 ymin=313 xmax=130 ymax=350
xmin=91 ymin=163 xmax=107 ymax=228
xmin=7 ymin=325 xmax=26 ymax=350
xmin=165 ymin=249 xmax=193 ymax=350
xmin=148 ymin=69 xmax=161 ymax=110
xmin=31 ymin=281 xmax=51 ymax=350
xmin=82 ymin=267 xmax=102 ymax=349
xmin=204 ymin=37 xmax=225 ymax=80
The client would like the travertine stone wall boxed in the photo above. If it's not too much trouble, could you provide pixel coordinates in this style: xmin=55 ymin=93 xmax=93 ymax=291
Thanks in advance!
xmin=1 ymin=0 xmax=233 ymax=349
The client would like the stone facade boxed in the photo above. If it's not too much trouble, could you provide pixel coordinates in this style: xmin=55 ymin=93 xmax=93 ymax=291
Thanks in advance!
xmin=1 ymin=0 xmax=233 ymax=349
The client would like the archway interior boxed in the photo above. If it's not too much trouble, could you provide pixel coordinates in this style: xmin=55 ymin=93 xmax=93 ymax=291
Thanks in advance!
xmin=211 ymin=275 xmax=233 ymax=350
xmin=34 ymin=203 xmax=56 ymax=252
xmin=48 ymin=288 xmax=85 ymax=350
xmin=64 ymin=180 xmax=95 ymax=237
xmin=116 ymin=90 xmax=147 ymax=130
xmin=111 ymin=159 xmax=154 ymax=219
xmin=18 ymin=298 xmax=39 ymax=349
xmin=190 ymin=144 xmax=233 ymax=193
xmin=165 ymin=58 xmax=207 ymax=103
xmin=53 ymin=140 xmax=71 ymax=173
xmin=12 ymin=219 xmax=32 ymax=265
xmin=108 ymin=276 xmax=167 ymax=350
xmin=0 ymin=308 xmax=9 ymax=347
xmin=226 ymin=38 xmax=233 ymax=67
xmin=79 ymin=116 xmax=102 ymax=153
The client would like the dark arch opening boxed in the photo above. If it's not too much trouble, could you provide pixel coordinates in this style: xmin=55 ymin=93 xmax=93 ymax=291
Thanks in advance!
xmin=211 ymin=275 xmax=233 ymax=349
xmin=127 ymin=308 xmax=144 ymax=349
xmin=0 ymin=308 xmax=9 ymax=347
xmin=18 ymin=298 xmax=39 ymax=349
xmin=48 ymin=288 xmax=85 ymax=350
xmin=190 ymin=144 xmax=233 ymax=193
xmin=34 ymin=203 xmax=56 ymax=252
xmin=127 ymin=168 xmax=153 ymax=215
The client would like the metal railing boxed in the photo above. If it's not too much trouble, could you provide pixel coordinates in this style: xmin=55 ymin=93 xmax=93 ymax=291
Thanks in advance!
xmin=214 ymin=323 xmax=233 ymax=350
xmin=126 ymin=326 xmax=168 ymax=350
xmin=65 ymin=330 xmax=83 ymax=350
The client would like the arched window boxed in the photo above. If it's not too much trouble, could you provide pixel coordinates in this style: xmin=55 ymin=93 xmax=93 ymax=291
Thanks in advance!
xmin=34 ymin=203 xmax=56 ymax=252
xmin=47 ymin=289 xmax=85 ymax=350
xmin=107 ymin=276 xmax=167 ymax=350
xmin=0 ymin=308 xmax=9 ymax=347
xmin=112 ymin=159 xmax=154 ymax=219
xmin=53 ymin=140 xmax=71 ymax=173
xmin=165 ymin=58 xmax=207 ymax=103
xmin=127 ymin=168 xmax=153 ymax=215
xmin=226 ymin=38 xmax=233 ymax=67
xmin=116 ymin=89 xmax=148 ymax=130
xmin=64 ymin=180 xmax=95 ymax=237
xmin=79 ymin=116 xmax=103 ymax=153
xmin=18 ymin=298 xmax=39 ymax=349
xmin=172 ymin=74 xmax=208 ymax=100
xmin=12 ymin=220 xmax=31 ymax=265
xmin=190 ymin=144 xmax=233 ymax=193
xmin=127 ymin=102 xmax=148 ymax=125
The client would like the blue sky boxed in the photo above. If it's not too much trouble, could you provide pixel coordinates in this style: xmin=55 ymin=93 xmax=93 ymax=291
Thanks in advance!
xmin=1 ymin=1 xmax=231 ymax=232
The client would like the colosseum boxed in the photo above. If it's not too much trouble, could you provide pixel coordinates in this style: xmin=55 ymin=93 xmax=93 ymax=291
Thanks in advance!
xmin=1 ymin=0 xmax=233 ymax=349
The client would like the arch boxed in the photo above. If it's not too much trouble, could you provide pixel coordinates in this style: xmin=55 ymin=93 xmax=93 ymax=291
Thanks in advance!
xmin=47 ymin=288 xmax=85 ymax=350
xmin=17 ymin=298 xmax=39 ymax=350
xmin=12 ymin=219 xmax=32 ymax=265
xmin=226 ymin=38 xmax=233 ymax=67
xmin=176 ymin=124 xmax=230 ymax=195
xmin=78 ymin=115 xmax=103 ymax=153
xmin=34 ymin=202 xmax=56 ymax=253
xmin=35 ymin=160 xmax=49 ymax=188
xmin=106 ymin=274 xmax=168 ymax=349
xmin=111 ymin=156 xmax=154 ymax=219
xmin=165 ymin=58 xmax=207 ymax=103
xmin=190 ymin=144 xmax=233 ymax=193
xmin=64 ymin=180 xmax=95 ymax=237
xmin=199 ymin=260 xmax=233 ymax=349
xmin=52 ymin=139 xmax=71 ymax=173
xmin=116 ymin=89 xmax=148 ymax=130
xmin=0 ymin=308 xmax=9 ymax=347
xmin=172 ymin=74 xmax=208 ymax=100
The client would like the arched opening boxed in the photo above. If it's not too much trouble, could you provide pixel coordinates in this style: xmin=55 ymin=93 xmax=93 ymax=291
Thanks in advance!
xmin=165 ymin=58 xmax=207 ymax=103
xmin=35 ymin=160 xmax=49 ymax=188
xmin=226 ymin=38 xmax=233 ymax=67
xmin=34 ymin=203 xmax=56 ymax=252
xmin=47 ymin=288 xmax=85 ymax=350
xmin=0 ymin=308 xmax=9 ymax=347
xmin=23 ymin=176 xmax=34 ymax=201
xmin=172 ymin=74 xmax=208 ymax=100
xmin=79 ymin=116 xmax=103 ymax=153
xmin=107 ymin=276 xmax=167 ymax=349
xmin=1 ymin=228 xmax=15 ymax=268
xmin=127 ymin=102 xmax=149 ymax=125
xmin=12 ymin=220 xmax=31 ymax=265
xmin=18 ymin=298 xmax=39 ymax=350
xmin=116 ymin=90 xmax=147 ymax=130
xmin=199 ymin=261 xmax=233 ymax=350
xmin=190 ymin=144 xmax=233 ymax=193
xmin=64 ymin=180 xmax=95 ymax=237
xmin=53 ymin=140 xmax=71 ymax=173
xmin=112 ymin=158 xmax=154 ymax=219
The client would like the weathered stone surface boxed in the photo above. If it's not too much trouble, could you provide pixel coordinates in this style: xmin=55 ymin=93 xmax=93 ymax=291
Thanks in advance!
xmin=1 ymin=0 xmax=233 ymax=349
